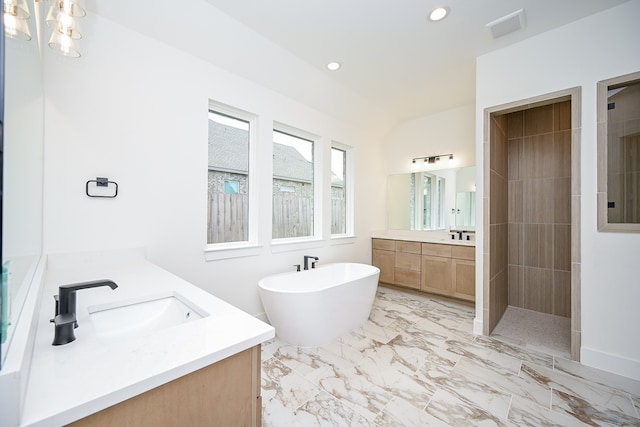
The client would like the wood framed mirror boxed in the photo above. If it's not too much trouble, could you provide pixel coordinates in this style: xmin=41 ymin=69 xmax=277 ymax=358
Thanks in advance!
xmin=597 ymin=71 xmax=640 ymax=232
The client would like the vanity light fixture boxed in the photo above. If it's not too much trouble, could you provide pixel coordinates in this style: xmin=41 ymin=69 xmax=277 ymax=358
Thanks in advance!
xmin=428 ymin=6 xmax=449 ymax=22
xmin=3 ymin=0 xmax=32 ymax=40
xmin=327 ymin=61 xmax=341 ymax=71
xmin=411 ymin=154 xmax=454 ymax=171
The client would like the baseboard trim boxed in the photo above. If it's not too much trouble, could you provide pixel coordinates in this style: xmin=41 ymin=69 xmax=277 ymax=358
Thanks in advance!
xmin=473 ymin=317 xmax=483 ymax=335
xmin=581 ymin=346 xmax=640 ymax=381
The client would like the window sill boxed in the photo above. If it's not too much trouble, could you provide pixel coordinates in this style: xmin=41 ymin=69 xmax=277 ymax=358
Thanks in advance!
xmin=204 ymin=242 xmax=263 ymax=261
xmin=270 ymin=237 xmax=324 ymax=254
xmin=330 ymin=235 xmax=357 ymax=245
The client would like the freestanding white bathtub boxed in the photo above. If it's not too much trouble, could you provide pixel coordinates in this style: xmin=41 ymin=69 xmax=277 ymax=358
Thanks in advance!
xmin=258 ymin=263 xmax=380 ymax=347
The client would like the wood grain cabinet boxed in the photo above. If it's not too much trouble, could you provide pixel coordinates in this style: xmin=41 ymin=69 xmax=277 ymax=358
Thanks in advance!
xmin=372 ymin=238 xmax=475 ymax=302
xmin=372 ymin=239 xmax=395 ymax=284
xmin=451 ymin=246 xmax=476 ymax=302
xmin=394 ymin=241 xmax=421 ymax=290
xmin=69 ymin=345 xmax=262 ymax=427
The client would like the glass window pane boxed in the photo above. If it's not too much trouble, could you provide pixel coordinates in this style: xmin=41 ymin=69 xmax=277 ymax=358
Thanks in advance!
xmin=331 ymin=147 xmax=346 ymax=234
xmin=273 ymin=130 xmax=314 ymax=238
xmin=208 ymin=110 xmax=250 ymax=243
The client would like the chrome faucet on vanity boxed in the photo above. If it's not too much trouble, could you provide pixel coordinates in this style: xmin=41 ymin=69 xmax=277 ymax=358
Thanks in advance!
xmin=51 ymin=280 xmax=118 ymax=346
xmin=303 ymin=255 xmax=319 ymax=270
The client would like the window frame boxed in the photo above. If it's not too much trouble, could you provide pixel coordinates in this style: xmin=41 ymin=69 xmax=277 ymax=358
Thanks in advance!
xmin=597 ymin=71 xmax=640 ymax=232
xmin=330 ymin=141 xmax=354 ymax=239
xmin=204 ymin=101 xmax=261 ymax=260
xmin=271 ymin=123 xmax=322 ymax=245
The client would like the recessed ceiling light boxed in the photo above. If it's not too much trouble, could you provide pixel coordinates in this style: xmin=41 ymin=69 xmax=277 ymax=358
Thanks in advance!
xmin=327 ymin=62 xmax=341 ymax=71
xmin=428 ymin=7 xmax=449 ymax=22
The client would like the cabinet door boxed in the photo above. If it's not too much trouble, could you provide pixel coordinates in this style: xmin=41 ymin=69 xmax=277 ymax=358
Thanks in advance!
xmin=421 ymin=255 xmax=452 ymax=296
xmin=395 ymin=252 xmax=421 ymax=271
xmin=372 ymin=249 xmax=395 ymax=284
xmin=452 ymin=259 xmax=475 ymax=302
xmin=394 ymin=269 xmax=421 ymax=290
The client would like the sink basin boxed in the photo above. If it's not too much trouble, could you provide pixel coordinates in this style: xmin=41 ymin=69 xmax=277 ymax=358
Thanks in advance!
xmin=88 ymin=292 xmax=208 ymax=339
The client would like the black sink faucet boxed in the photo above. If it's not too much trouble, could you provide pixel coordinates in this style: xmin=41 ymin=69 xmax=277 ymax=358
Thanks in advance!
xmin=51 ymin=280 xmax=118 ymax=346
xmin=303 ymin=255 xmax=319 ymax=270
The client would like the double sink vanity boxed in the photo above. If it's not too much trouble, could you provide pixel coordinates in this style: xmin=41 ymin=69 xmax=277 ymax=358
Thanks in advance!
xmin=372 ymin=231 xmax=476 ymax=302
xmin=378 ymin=165 xmax=477 ymax=302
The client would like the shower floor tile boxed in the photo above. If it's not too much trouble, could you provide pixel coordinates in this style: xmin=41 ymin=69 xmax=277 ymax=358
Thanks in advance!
xmin=261 ymin=286 xmax=640 ymax=426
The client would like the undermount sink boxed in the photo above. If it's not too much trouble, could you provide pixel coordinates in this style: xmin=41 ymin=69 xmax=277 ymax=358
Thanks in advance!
xmin=88 ymin=292 xmax=208 ymax=340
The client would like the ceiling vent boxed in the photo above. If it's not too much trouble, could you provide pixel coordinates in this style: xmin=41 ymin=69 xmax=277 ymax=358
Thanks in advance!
xmin=486 ymin=9 xmax=526 ymax=39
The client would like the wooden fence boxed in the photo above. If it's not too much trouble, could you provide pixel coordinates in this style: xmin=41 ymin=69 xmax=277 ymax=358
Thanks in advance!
xmin=272 ymin=196 xmax=313 ymax=238
xmin=209 ymin=190 xmax=346 ymax=242
xmin=208 ymin=192 xmax=248 ymax=244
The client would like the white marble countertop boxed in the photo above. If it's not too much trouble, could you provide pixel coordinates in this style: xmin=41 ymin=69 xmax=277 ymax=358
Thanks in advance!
xmin=371 ymin=230 xmax=476 ymax=247
xmin=21 ymin=249 xmax=274 ymax=427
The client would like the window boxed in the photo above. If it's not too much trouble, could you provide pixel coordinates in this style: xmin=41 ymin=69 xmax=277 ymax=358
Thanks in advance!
xmin=272 ymin=129 xmax=314 ymax=239
xmin=207 ymin=108 xmax=252 ymax=244
xmin=224 ymin=180 xmax=239 ymax=194
xmin=331 ymin=147 xmax=347 ymax=235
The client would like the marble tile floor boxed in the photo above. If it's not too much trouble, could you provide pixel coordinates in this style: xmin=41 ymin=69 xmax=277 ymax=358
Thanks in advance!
xmin=261 ymin=286 xmax=640 ymax=426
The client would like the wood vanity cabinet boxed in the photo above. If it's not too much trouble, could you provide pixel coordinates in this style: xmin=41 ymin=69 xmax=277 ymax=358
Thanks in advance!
xmin=451 ymin=246 xmax=476 ymax=302
xmin=372 ymin=238 xmax=475 ymax=302
xmin=421 ymin=243 xmax=476 ymax=302
xmin=372 ymin=239 xmax=395 ymax=284
xmin=69 ymin=345 xmax=262 ymax=427
xmin=394 ymin=240 xmax=422 ymax=290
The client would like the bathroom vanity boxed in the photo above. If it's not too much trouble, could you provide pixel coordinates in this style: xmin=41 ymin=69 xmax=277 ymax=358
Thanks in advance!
xmin=17 ymin=249 xmax=274 ymax=426
xmin=69 ymin=345 xmax=261 ymax=426
xmin=371 ymin=233 xmax=476 ymax=302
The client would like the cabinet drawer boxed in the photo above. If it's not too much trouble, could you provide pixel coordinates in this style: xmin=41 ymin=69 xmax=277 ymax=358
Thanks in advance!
xmin=372 ymin=238 xmax=395 ymax=251
xmin=396 ymin=240 xmax=421 ymax=254
xmin=421 ymin=243 xmax=452 ymax=258
xmin=395 ymin=252 xmax=421 ymax=271
xmin=394 ymin=269 xmax=421 ymax=289
xmin=451 ymin=245 xmax=475 ymax=261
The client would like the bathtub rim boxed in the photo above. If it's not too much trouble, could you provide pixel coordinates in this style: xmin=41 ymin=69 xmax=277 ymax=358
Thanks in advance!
xmin=257 ymin=262 xmax=380 ymax=294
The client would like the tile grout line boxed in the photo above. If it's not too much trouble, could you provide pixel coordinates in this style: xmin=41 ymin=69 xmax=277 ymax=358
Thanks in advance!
xmin=505 ymin=394 xmax=514 ymax=422
xmin=628 ymin=392 xmax=639 ymax=419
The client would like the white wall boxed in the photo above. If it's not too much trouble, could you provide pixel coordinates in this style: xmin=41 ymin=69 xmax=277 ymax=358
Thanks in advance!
xmin=476 ymin=0 xmax=640 ymax=379
xmin=42 ymin=12 xmax=389 ymax=318
xmin=384 ymin=104 xmax=475 ymax=175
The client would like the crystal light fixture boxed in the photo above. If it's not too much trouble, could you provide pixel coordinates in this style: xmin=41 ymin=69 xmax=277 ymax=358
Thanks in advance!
xmin=3 ymin=0 xmax=32 ymax=40
xmin=46 ymin=0 xmax=85 ymax=57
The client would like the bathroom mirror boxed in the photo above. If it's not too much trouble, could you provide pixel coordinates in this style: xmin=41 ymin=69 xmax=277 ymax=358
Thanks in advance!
xmin=454 ymin=166 xmax=476 ymax=229
xmin=1 ymin=4 xmax=44 ymax=368
xmin=387 ymin=166 xmax=475 ymax=232
xmin=597 ymin=71 xmax=640 ymax=232
xmin=455 ymin=192 xmax=476 ymax=228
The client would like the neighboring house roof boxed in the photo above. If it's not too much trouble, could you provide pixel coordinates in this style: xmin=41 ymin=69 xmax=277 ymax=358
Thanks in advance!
xmin=208 ymin=120 xmax=249 ymax=174
xmin=272 ymin=144 xmax=312 ymax=183
xmin=208 ymin=119 xmax=343 ymax=186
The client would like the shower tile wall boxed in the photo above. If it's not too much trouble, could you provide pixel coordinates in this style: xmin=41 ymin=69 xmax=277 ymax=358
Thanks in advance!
xmin=488 ymin=114 xmax=509 ymax=331
xmin=507 ymin=102 xmax=571 ymax=317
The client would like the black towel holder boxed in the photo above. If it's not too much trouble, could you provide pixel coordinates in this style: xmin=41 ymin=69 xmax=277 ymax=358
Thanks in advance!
xmin=86 ymin=177 xmax=118 ymax=198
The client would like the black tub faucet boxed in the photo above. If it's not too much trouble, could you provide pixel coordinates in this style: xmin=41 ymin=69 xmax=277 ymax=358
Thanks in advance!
xmin=51 ymin=280 xmax=118 ymax=346
xmin=303 ymin=255 xmax=319 ymax=270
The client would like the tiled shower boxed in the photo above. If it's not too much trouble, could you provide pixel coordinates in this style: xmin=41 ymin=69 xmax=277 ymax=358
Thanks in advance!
xmin=488 ymin=101 xmax=572 ymax=333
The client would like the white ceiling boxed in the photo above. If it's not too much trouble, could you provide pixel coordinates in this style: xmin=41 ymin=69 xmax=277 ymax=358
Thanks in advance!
xmin=202 ymin=0 xmax=630 ymax=120
xmin=86 ymin=0 xmax=631 ymax=122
